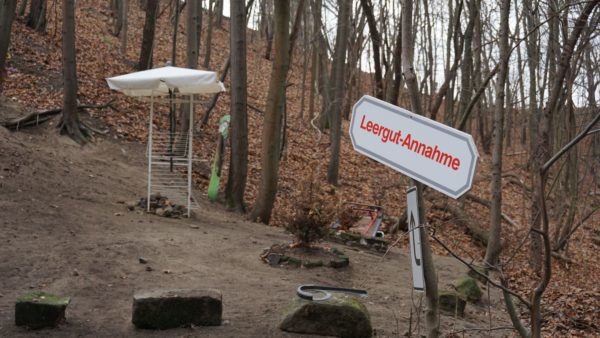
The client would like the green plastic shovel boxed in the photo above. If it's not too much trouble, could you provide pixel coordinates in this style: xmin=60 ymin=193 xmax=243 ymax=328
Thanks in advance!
xmin=208 ymin=115 xmax=230 ymax=201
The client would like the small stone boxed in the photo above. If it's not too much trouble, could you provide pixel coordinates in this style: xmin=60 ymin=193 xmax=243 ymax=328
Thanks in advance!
xmin=15 ymin=291 xmax=70 ymax=329
xmin=155 ymin=208 xmax=165 ymax=217
xmin=439 ymin=290 xmax=466 ymax=316
xmin=138 ymin=257 xmax=148 ymax=264
xmin=126 ymin=201 xmax=137 ymax=211
xmin=190 ymin=224 xmax=200 ymax=229
xmin=268 ymin=253 xmax=282 ymax=266
xmin=114 ymin=212 xmax=123 ymax=216
xmin=132 ymin=289 xmax=222 ymax=329
xmin=280 ymin=293 xmax=372 ymax=338
xmin=145 ymin=266 xmax=153 ymax=272
xmin=163 ymin=270 xmax=171 ymax=274
xmin=72 ymin=269 xmax=79 ymax=276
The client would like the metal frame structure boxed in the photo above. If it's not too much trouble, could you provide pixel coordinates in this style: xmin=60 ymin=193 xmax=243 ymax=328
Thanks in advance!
xmin=146 ymin=95 xmax=195 ymax=217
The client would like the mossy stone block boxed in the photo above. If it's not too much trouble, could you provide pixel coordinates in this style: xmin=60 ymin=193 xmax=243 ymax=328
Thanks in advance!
xmin=132 ymin=289 xmax=222 ymax=329
xmin=303 ymin=260 xmax=324 ymax=268
xmin=330 ymin=248 xmax=350 ymax=268
xmin=454 ymin=276 xmax=482 ymax=303
xmin=439 ymin=290 xmax=466 ymax=316
xmin=15 ymin=291 xmax=70 ymax=329
xmin=280 ymin=294 xmax=372 ymax=338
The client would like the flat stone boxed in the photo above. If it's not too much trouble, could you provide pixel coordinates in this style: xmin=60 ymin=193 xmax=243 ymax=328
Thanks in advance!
xmin=453 ymin=276 xmax=482 ymax=303
xmin=280 ymin=294 xmax=372 ymax=338
xmin=330 ymin=249 xmax=350 ymax=268
xmin=15 ymin=291 xmax=70 ymax=329
xmin=268 ymin=253 xmax=282 ymax=266
xmin=132 ymin=289 xmax=222 ymax=329
xmin=439 ymin=290 xmax=466 ymax=316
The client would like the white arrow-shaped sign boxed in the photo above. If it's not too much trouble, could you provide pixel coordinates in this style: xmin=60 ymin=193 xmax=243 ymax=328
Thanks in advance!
xmin=349 ymin=95 xmax=479 ymax=199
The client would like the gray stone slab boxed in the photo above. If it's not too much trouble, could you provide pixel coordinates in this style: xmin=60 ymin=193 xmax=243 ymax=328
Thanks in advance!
xmin=132 ymin=288 xmax=222 ymax=329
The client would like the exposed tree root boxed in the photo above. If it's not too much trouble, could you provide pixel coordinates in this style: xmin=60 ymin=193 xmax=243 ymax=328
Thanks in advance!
xmin=1 ymin=100 xmax=117 ymax=131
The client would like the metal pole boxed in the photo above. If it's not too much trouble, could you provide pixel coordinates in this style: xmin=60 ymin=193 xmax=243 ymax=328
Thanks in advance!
xmin=147 ymin=94 xmax=154 ymax=212
xmin=188 ymin=94 xmax=194 ymax=217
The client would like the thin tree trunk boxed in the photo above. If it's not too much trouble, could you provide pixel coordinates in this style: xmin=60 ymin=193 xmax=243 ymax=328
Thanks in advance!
xmin=0 ymin=0 xmax=17 ymax=85
xmin=483 ymin=0 xmax=509 ymax=268
xmin=326 ymin=0 xmax=350 ymax=185
xmin=120 ymin=0 xmax=128 ymax=55
xmin=214 ymin=0 xmax=223 ymax=28
xmin=203 ymin=0 xmax=214 ymax=68
xmin=359 ymin=0 xmax=383 ymax=99
xmin=401 ymin=1 xmax=439 ymax=336
xmin=171 ymin=0 xmax=180 ymax=66
xmin=250 ymin=0 xmax=290 ymax=224
xmin=18 ymin=0 xmax=28 ymax=17
xmin=27 ymin=0 xmax=46 ymax=32
xmin=307 ymin=0 xmax=321 ymax=123
xmin=225 ymin=0 xmax=249 ymax=213
xmin=138 ymin=0 xmax=159 ymax=70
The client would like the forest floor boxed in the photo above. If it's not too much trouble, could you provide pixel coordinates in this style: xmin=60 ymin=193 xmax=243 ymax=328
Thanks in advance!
xmin=0 ymin=115 xmax=512 ymax=337
xmin=1 ymin=1 xmax=600 ymax=336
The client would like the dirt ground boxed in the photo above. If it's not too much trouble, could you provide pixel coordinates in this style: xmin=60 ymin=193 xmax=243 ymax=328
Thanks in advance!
xmin=0 ymin=119 xmax=514 ymax=337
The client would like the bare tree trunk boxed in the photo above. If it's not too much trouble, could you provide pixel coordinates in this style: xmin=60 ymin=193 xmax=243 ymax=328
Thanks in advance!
xmin=120 ymin=0 xmax=128 ymax=55
xmin=171 ymin=0 xmax=180 ymax=66
xmin=27 ymin=0 xmax=46 ymax=32
xmin=287 ymin=0 xmax=305 ymax=59
xmin=359 ymin=0 xmax=383 ymax=99
xmin=180 ymin=0 xmax=200 ymax=133
xmin=111 ymin=0 xmax=122 ymax=36
xmin=138 ymin=0 xmax=159 ymax=70
xmin=204 ymin=0 xmax=214 ymax=68
xmin=307 ymin=0 xmax=321 ymax=123
xmin=326 ymin=0 xmax=350 ymax=185
xmin=225 ymin=0 xmax=249 ymax=213
xmin=250 ymin=0 xmax=290 ymax=224
xmin=214 ymin=0 xmax=223 ymax=28
xmin=457 ymin=0 xmax=476 ymax=131
xmin=60 ymin=0 xmax=86 ymax=144
xmin=299 ymin=2 xmax=309 ymax=120
xmin=18 ymin=0 xmax=28 ymax=17
xmin=263 ymin=0 xmax=273 ymax=60
xmin=483 ymin=0 xmax=509 ymax=268
xmin=401 ymin=1 xmax=439 ymax=336
xmin=0 ymin=0 xmax=17 ymax=87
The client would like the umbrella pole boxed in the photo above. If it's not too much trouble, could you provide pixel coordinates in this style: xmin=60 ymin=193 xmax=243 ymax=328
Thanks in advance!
xmin=168 ymin=89 xmax=177 ymax=172
xmin=188 ymin=94 xmax=194 ymax=217
xmin=147 ymin=94 xmax=154 ymax=212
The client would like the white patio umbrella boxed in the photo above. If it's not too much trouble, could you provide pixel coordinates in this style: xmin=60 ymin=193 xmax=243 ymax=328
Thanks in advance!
xmin=106 ymin=66 xmax=225 ymax=216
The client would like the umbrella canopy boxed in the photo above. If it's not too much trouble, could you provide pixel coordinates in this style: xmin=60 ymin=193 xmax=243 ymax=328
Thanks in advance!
xmin=106 ymin=66 xmax=225 ymax=97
